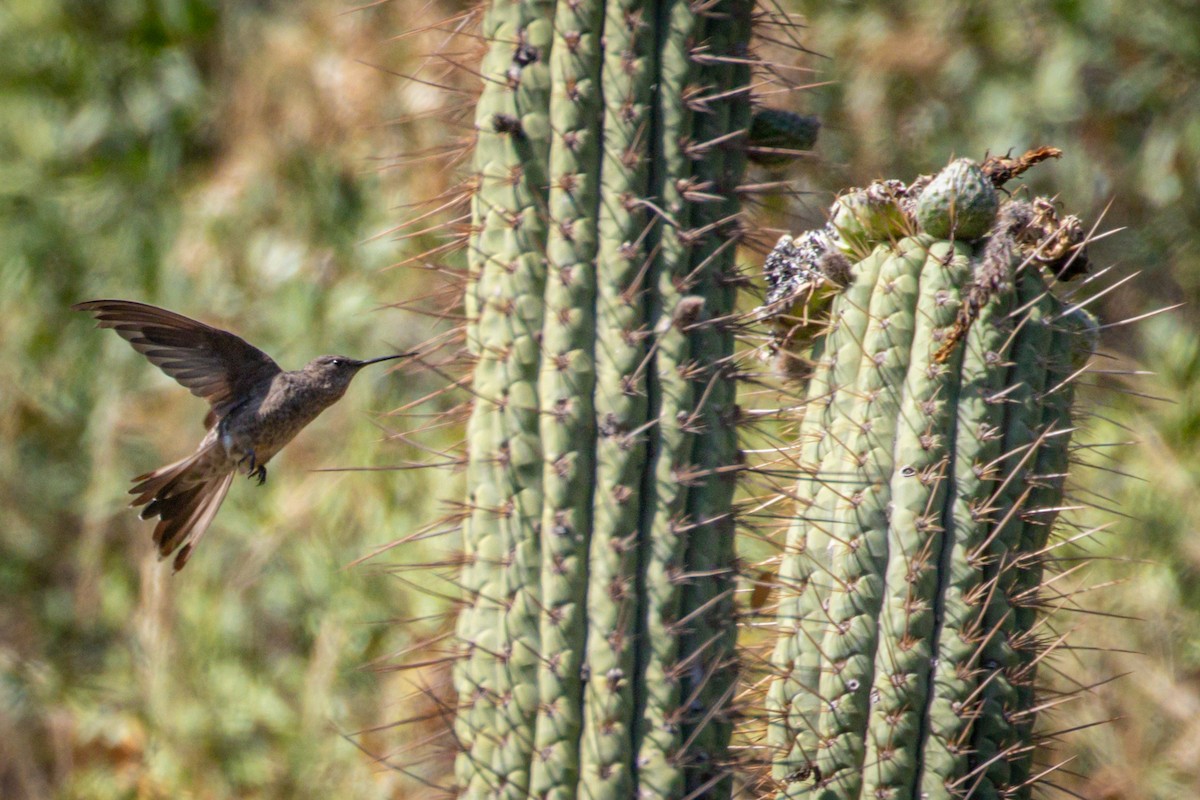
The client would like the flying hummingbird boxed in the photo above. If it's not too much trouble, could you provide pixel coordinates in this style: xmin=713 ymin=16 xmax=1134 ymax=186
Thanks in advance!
xmin=74 ymin=299 xmax=413 ymax=571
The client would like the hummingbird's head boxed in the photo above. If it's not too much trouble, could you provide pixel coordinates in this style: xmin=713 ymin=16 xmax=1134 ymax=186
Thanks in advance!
xmin=302 ymin=353 xmax=413 ymax=398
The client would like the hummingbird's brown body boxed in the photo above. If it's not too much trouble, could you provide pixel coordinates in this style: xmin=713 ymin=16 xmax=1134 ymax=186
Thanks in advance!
xmin=74 ymin=300 xmax=409 ymax=571
xmin=219 ymin=367 xmax=367 ymax=467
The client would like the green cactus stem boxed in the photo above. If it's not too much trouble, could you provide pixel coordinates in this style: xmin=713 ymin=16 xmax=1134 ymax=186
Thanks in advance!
xmin=575 ymin=0 xmax=659 ymax=791
xmin=634 ymin=0 xmax=707 ymax=793
xmin=451 ymin=0 xmax=753 ymax=796
xmin=763 ymin=155 xmax=1097 ymax=800
xmin=527 ymin=0 xmax=605 ymax=793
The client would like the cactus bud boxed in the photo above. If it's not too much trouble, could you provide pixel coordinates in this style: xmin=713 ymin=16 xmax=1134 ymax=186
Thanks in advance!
xmin=915 ymin=158 xmax=999 ymax=241
xmin=747 ymin=108 xmax=820 ymax=166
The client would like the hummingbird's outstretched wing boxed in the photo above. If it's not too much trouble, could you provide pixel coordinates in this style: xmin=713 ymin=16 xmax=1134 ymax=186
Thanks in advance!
xmin=73 ymin=300 xmax=282 ymax=422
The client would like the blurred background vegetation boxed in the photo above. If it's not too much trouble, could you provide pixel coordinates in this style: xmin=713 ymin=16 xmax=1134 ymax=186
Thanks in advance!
xmin=1 ymin=0 xmax=1198 ymax=798
xmin=0 ymin=0 xmax=462 ymax=797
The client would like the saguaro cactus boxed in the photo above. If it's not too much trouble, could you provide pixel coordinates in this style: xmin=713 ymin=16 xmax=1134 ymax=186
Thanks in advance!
xmin=448 ymin=0 xmax=775 ymax=795
xmin=763 ymin=155 xmax=1096 ymax=800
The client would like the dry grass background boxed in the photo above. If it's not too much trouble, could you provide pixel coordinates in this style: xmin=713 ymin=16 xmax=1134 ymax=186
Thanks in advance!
xmin=1 ymin=0 xmax=1198 ymax=798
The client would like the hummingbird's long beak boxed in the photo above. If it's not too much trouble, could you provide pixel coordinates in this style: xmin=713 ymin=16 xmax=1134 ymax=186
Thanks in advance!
xmin=356 ymin=352 xmax=416 ymax=368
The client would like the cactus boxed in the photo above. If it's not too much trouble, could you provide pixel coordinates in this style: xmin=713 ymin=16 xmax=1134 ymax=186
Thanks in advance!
xmin=763 ymin=158 xmax=1097 ymax=800
xmin=827 ymin=181 xmax=911 ymax=256
xmin=417 ymin=0 xmax=1103 ymax=791
xmin=449 ymin=0 xmax=756 ymax=795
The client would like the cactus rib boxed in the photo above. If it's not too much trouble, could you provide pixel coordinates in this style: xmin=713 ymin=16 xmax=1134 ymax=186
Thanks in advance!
xmin=528 ymin=0 xmax=606 ymax=793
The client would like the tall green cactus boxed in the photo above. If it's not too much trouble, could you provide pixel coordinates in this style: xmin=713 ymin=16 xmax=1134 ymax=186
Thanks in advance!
xmin=763 ymin=159 xmax=1097 ymax=800
xmin=450 ymin=0 xmax=767 ymax=795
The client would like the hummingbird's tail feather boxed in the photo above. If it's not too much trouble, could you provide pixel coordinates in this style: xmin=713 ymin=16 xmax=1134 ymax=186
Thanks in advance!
xmin=130 ymin=453 xmax=203 ymax=507
xmin=129 ymin=446 xmax=234 ymax=571
xmin=157 ymin=472 xmax=235 ymax=572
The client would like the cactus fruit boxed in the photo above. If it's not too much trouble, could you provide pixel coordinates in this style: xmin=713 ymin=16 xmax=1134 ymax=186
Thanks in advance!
xmin=827 ymin=181 xmax=911 ymax=256
xmin=915 ymin=158 xmax=999 ymax=241
xmin=763 ymin=155 xmax=1098 ymax=800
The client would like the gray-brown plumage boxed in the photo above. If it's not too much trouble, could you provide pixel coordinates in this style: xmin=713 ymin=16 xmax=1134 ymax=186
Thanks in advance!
xmin=74 ymin=299 xmax=411 ymax=571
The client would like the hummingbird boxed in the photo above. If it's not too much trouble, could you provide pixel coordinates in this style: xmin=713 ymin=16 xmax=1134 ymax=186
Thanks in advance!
xmin=74 ymin=299 xmax=413 ymax=571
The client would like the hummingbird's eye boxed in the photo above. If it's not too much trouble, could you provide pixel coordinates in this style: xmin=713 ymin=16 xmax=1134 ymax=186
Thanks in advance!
xmin=330 ymin=358 xmax=343 ymax=367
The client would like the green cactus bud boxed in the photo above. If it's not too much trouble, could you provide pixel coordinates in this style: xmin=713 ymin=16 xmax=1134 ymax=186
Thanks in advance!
xmin=915 ymin=157 xmax=1000 ymax=241
xmin=827 ymin=180 xmax=910 ymax=256
xmin=748 ymin=108 xmax=821 ymax=166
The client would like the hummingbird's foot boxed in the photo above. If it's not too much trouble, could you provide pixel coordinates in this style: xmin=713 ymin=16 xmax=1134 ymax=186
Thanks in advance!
xmin=239 ymin=452 xmax=266 ymax=485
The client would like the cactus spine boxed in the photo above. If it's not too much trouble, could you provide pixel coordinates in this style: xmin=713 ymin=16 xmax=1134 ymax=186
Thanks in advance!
xmin=763 ymin=162 xmax=1096 ymax=799
xmin=451 ymin=0 xmax=755 ymax=795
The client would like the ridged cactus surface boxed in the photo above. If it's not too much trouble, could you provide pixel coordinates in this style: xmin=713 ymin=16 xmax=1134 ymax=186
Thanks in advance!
xmin=449 ymin=0 xmax=774 ymax=795
xmin=444 ymin=0 xmax=1096 ymax=793
xmin=763 ymin=158 xmax=1096 ymax=800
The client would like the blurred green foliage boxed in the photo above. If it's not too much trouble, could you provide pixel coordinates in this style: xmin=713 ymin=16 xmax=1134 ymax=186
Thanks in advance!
xmin=5 ymin=0 xmax=1200 ymax=797
xmin=783 ymin=3 xmax=1200 ymax=797
xmin=0 ymin=1 xmax=456 ymax=797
